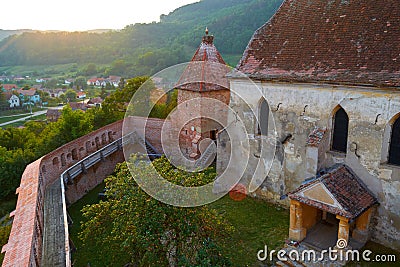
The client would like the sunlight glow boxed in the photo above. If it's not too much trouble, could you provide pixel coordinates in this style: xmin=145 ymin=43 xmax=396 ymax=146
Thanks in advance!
xmin=0 ymin=0 xmax=199 ymax=31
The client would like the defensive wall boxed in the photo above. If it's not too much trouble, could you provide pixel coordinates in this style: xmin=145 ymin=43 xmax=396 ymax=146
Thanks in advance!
xmin=1 ymin=116 xmax=165 ymax=267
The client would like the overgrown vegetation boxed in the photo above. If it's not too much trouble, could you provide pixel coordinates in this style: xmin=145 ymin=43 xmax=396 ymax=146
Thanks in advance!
xmin=78 ymin=159 xmax=233 ymax=266
xmin=0 ymin=223 xmax=11 ymax=264
xmin=69 ymin=157 xmax=289 ymax=266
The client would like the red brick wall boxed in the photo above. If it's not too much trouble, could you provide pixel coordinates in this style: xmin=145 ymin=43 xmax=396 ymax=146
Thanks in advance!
xmin=176 ymin=89 xmax=230 ymax=156
xmin=2 ymin=120 xmax=124 ymax=267
xmin=123 ymin=116 xmax=167 ymax=154
xmin=65 ymin=151 xmax=125 ymax=204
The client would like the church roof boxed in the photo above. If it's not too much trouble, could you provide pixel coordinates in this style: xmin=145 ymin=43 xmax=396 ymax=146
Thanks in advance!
xmin=176 ymin=30 xmax=230 ymax=92
xmin=237 ymin=0 xmax=400 ymax=88
xmin=288 ymin=165 xmax=378 ymax=219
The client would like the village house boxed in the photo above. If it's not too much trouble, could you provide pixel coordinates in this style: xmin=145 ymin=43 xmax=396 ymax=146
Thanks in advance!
xmin=43 ymin=88 xmax=66 ymax=98
xmin=87 ymin=77 xmax=107 ymax=87
xmin=76 ymin=91 xmax=87 ymax=100
xmin=87 ymin=76 xmax=120 ymax=87
xmin=1 ymin=84 xmax=18 ymax=91
xmin=217 ymin=0 xmax=400 ymax=253
xmin=87 ymin=97 xmax=103 ymax=108
xmin=4 ymin=92 xmax=20 ymax=108
xmin=17 ymin=88 xmax=40 ymax=104
xmin=46 ymin=108 xmax=62 ymax=122
xmin=108 ymin=76 xmax=121 ymax=87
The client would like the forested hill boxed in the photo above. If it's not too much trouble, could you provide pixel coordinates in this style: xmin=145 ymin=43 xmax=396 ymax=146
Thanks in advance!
xmin=0 ymin=0 xmax=283 ymax=76
xmin=0 ymin=29 xmax=34 ymax=41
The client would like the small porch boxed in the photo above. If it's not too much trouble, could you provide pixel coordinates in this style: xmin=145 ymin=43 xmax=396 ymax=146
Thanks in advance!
xmin=302 ymin=211 xmax=368 ymax=251
xmin=287 ymin=164 xmax=378 ymax=250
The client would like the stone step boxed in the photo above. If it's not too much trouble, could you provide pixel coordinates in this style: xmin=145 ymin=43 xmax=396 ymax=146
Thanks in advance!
xmin=276 ymin=261 xmax=291 ymax=267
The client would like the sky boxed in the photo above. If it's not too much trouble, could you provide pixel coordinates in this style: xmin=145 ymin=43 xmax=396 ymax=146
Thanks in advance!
xmin=0 ymin=0 xmax=199 ymax=31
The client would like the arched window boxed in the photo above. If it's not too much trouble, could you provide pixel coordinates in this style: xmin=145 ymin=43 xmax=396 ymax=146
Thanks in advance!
xmin=331 ymin=107 xmax=349 ymax=153
xmin=52 ymin=157 xmax=59 ymax=166
xmin=101 ymin=133 xmax=107 ymax=145
xmin=389 ymin=117 xmax=400 ymax=165
xmin=95 ymin=137 xmax=101 ymax=149
xmin=72 ymin=148 xmax=78 ymax=160
xmin=61 ymin=153 xmax=66 ymax=167
xmin=258 ymin=98 xmax=269 ymax=136
xmin=108 ymin=131 xmax=114 ymax=142
xmin=86 ymin=141 xmax=91 ymax=153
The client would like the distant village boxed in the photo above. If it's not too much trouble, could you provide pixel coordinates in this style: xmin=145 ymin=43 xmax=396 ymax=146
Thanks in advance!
xmin=0 ymin=75 xmax=122 ymax=113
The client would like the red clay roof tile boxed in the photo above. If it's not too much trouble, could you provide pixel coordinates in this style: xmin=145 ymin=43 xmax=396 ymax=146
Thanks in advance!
xmin=237 ymin=0 xmax=400 ymax=87
xmin=288 ymin=164 xmax=378 ymax=219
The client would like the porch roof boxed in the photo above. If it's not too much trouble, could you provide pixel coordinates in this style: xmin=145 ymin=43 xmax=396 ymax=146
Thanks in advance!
xmin=288 ymin=165 xmax=378 ymax=220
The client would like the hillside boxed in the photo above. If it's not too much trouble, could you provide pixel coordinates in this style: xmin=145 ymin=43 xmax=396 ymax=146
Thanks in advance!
xmin=0 ymin=29 xmax=34 ymax=41
xmin=0 ymin=0 xmax=283 ymax=77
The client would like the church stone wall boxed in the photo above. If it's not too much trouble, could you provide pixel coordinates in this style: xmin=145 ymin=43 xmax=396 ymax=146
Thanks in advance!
xmin=218 ymin=78 xmax=400 ymax=249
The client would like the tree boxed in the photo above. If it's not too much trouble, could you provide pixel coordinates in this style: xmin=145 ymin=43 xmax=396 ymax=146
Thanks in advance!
xmin=75 ymin=76 xmax=88 ymax=90
xmin=92 ymin=76 xmax=150 ymax=128
xmin=107 ymin=59 xmax=127 ymax=76
xmin=100 ymin=87 xmax=108 ymax=99
xmin=45 ymin=79 xmax=58 ymax=88
xmin=79 ymin=158 xmax=232 ymax=266
xmin=36 ymin=105 xmax=93 ymax=155
xmin=65 ymin=89 xmax=77 ymax=102
xmin=118 ymin=77 xmax=125 ymax=89
xmin=0 ymin=222 xmax=12 ymax=263
xmin=83 ymin=63 xmax=97 ymax=76
xmin=0 ymin=146 xmax=35 ymax=199
xmin=36 ymin=90 xmax=50 ymax=104
xmin=0 ymin=92 xmax=7 ymax=108
xmin=0 ymin=105 xmax=94 ymax=201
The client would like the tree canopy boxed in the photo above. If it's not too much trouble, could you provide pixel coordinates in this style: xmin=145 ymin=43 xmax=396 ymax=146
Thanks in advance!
xmin=79 ymin=158 xmax=233 ymax=266
xmin=0 ymin=106 xmax=94 ymax=199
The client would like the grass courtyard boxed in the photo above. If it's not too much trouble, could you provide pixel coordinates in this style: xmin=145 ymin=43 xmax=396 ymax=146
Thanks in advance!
xmin=68 ymin=184 xmax=290 ymax=267
xmin=67 ymin=183 xmax=400 ymax=267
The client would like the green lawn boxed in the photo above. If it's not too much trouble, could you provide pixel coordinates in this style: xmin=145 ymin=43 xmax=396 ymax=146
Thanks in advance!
xmin=210 ymin=196 xmax=289 ymax=266
xmin=67 ymin=183 xmax=118 ymax=267
xmin=0 ymin=109 xmax=30 ymax=117
xmin=0 ymin=114 xmax=29 ymax=124
xmin=2 ymin=114 xmax=47 ymax=128
xmin=68 ymin=187 xmax=290 ymax=267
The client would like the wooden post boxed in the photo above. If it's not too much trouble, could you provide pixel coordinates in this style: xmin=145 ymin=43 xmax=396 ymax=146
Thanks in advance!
xmin=352 ymin=208 xmax=373 ymax=243
xmin=289 ymin=200 xmax=307 ymax=241
xmin=336 ymin=215 xmax=350 ymax=248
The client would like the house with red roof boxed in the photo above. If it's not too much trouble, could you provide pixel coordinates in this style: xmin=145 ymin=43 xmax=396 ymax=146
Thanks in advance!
xmin=18 ymin=88 xmax=40 ymax=104
xmin=2 ymin=84 xmax=18 ymax=91
xmin=76 ymin=91 xmax=87 ymax=99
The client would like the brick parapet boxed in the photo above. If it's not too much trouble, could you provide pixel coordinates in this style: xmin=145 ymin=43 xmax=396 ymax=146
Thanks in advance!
xmin=1 ymin=120 xmax=125 ymax=267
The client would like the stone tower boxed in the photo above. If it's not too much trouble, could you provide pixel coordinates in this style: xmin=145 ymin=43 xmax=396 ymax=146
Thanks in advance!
xmin=175 ymin=29 xmax=231 ymax=158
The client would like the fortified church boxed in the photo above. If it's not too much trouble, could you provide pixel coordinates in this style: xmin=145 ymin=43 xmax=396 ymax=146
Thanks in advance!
xmin=217 ymin=0 xmax=400 ymax=251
